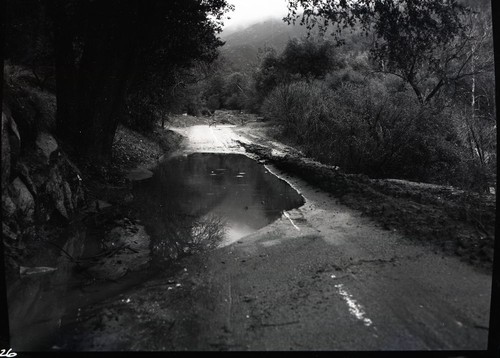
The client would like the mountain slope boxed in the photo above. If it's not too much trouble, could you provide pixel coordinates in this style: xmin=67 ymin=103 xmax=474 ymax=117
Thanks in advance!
xmin=220 ymin=18 xmax=309 ymax=73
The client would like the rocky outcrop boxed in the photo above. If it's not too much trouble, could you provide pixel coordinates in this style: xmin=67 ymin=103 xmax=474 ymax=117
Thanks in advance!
xmin=35 ymin=131 xmax=59 ymax=164
xmin=2 ymin=107 xmax=85 ymax=274
xmin=10 ymin=177 xmax=35 ymax=222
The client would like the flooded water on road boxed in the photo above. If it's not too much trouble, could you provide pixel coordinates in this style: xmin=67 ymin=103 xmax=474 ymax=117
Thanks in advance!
xmin=132 ymin=153 xmax=304 ymax=258
xmin=7 ymin=153 xmax=304 ymax=351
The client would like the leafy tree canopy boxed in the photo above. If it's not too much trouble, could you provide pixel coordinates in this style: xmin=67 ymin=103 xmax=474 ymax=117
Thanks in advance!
xmin=4 ymin=0 xmax=234 ymax=159
xmin=253 ymin=37 xmax=342 ymax=105
xmin=285 ymin=0 xmax=475 ymax=104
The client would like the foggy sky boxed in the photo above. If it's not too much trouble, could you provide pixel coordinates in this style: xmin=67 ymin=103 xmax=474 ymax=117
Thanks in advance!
xmin=222 ymin=0 xmax=289 ymax=31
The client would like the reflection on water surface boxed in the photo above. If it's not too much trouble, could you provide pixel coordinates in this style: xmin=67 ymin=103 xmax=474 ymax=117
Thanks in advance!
xmin=7 ymin=153 xmax=304 ymax=350
xmin=132 ymin=153 xmax=304 ymax=258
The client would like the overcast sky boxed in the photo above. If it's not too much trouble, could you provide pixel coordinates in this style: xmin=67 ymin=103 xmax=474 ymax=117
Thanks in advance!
xmin=222 ymin=0 xmax=290 ymax=30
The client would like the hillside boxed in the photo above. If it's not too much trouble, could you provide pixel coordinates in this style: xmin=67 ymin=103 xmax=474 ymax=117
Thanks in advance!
xmin=220 ymin=18 xmax=309 ymax=73
xmin=219 ymin=18 xmax=371 ymax=73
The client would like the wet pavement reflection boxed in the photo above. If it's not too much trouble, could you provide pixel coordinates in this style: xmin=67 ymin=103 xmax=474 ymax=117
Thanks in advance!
xmin=132 ymin=153 xmax=304 ymax=259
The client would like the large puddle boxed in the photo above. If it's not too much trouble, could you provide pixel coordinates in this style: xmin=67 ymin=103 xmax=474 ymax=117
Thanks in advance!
xmin=7 ymin=153 xmax=304 ymax=350
xmin=132 ymin=153 xmax=304 ymax=259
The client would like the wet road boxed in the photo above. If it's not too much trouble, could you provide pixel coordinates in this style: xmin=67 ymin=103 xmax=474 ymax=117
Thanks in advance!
xmin=132 ymin=152 xmax=304 ymax=248
xmin=171 ymin=125 xmax=247 ymax=153
xmin=61 ymin=123 xmax=492 ymax=351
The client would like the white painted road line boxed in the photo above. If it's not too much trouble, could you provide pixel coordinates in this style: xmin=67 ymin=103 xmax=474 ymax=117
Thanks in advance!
xmin=335 ymin=283 xmax=373 ymax=327
xmin=283 ymin=211 xmax=300 ymax=231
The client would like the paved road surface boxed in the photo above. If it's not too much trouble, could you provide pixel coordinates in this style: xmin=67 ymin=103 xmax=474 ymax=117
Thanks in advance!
xmin=63 ymin=124 xmax=492 ymax=351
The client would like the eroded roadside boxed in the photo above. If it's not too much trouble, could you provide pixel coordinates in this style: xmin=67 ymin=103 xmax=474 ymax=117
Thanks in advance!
xmin=234 ymin=122 xmax=496 ymax=273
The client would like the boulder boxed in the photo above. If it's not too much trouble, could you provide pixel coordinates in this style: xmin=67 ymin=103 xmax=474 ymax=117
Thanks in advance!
xmin=2 ymin=194 xmax=17 ymax=217
xmin=24 ymin=148 xmax=85 ymax=223
xmin=16 ymin=162 xmax=37 ymax=197
xmin=45 ymin=168 xmax=70 ymax=219
xmin=62 ymin=180 xmax=75 ymax=213
xmin=126 ymin=167 xmax=153 ymax=181
xmin=19 ymin=266 xmax=57 ymax=276
xmin=58 ymin=156 xmax=85 ymax=209
xmin=2 ymin=222 xmax=18 ymax=241
xmin=1 ymin=113 xmax=11 ymax=187
xmin=35 ymin=131 xmax=58 ymax=164
xmin=1 ymin=110 xmax=21 ymax=188
xmin=11 ymin=177 xmax=35 ymax=222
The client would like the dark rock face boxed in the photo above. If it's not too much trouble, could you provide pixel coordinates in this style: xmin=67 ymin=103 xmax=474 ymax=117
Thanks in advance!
xmin=10 ymin=177 xmax=35 ymax=223
xmin=2 ymin=107 xmax=85 ymax=277
xmin=35 ymin=132 xmax=59 ymax=164
xmin=1 ymin=110 xmax=21 ymax=188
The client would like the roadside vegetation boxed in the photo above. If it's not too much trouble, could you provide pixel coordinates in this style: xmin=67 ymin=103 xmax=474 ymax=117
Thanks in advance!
xmin=156 ymin=0 xmax=496 ymax=193
xmin=240 ymin=0 xmax=495 ymax=193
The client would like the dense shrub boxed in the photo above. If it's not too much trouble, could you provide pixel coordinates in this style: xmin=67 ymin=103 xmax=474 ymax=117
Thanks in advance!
xmin=262 ymin=80 xmax=335 ymax=143
xmin=123 ymin=94 xmax=165 ymax=132
xmin=221 ymin=72 xmax=249 ymax=110
xmin=253 ymin=38 xmax=345 ymax=112
xmin=261 ymin=78 xmax=485 ymax=189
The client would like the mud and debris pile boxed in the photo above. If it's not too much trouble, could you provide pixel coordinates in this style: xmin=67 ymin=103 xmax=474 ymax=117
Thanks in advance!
xmin=239 ymin=141 xmax=495 ymax=272
xmin=213 ymin=110 xmax=256 ymax=125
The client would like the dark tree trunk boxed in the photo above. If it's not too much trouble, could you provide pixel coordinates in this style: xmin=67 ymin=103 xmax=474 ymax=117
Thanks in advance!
xmin=50 ymin=1 xmax=140 ymax=161
xmin=76 ymin=34 xmax=137 ymax=159
xmin=47 ymin=0 xmax=225 ymax=161
xmin=48 ymin=0 xmax=78 ymax=145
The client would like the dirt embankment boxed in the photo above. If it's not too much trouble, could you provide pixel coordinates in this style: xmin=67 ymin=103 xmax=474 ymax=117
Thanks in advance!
xmin=238 ymin=141 xmax=495 ymax=272
xmin=80 ymin=124 xmax=183 ymax=189
xmin=70 ymin=124 xmax=184 ymax=275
